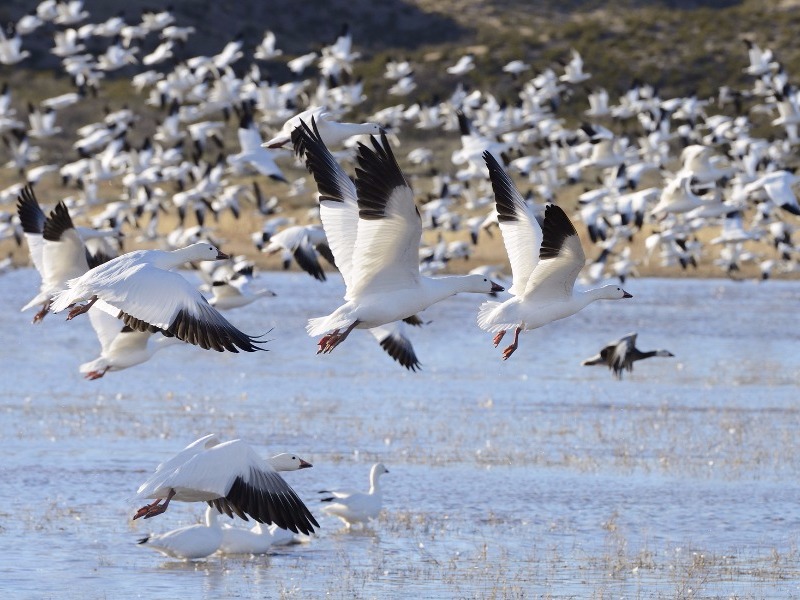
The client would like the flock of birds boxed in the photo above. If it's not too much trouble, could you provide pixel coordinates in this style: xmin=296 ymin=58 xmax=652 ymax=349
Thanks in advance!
xmin=2 ymin=1 xmax=798 ymax=559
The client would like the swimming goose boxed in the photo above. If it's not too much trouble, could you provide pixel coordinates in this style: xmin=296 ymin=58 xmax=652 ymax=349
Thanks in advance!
xmin=477 ymin=152 xmax=632 ymax=360
xmin=133 ymin=434 xmax=319 ymax=535
xmin=319 ymin=463 xmax=389 ymax=528
xmin=49 ymin=242 xmax=268 ymax=353
xmin=137 ymin=506 xmax=222 ymax=560
xmin=292 ymin=119 xmax=503 ymax=354
xmin=582 ymin=332 xmax=674 ymax=379
xmin=217 ymin=521 xmax=299 ymax=555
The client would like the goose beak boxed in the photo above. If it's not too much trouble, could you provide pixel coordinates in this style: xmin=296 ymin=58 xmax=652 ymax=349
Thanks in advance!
xmin=490 ymin=280 xmax=505 ymax=293
xmin=216 ymin=250 xmax=230 ymax=260
xmin=622 ymin=290 xmax=633 ymax=298
xmin=299 ymin=459 xmax=313 ymax=469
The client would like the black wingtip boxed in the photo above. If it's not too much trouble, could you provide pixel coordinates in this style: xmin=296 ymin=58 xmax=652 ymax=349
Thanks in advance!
xmin=483 ymin=151 xmax=522 ymax=224
xmin=539 ymin=204 xmax=578 ymax=260
xmin=17 ymin=185 xmax=46 ymax=234
xmin=355 ymin=133 xmax=408 ymax=220
xmin=42 ymin=202 xmax=75 ymax=242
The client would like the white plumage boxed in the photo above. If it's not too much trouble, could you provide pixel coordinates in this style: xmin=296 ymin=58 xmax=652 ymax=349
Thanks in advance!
xmin=319 ymin=463 xmax=389 ymax=528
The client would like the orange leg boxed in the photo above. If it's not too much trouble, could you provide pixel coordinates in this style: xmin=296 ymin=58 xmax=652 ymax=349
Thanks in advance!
xmin=67 ymin=295 xmax=98 ymax=320
xmin=492 ymin=330 xmax=506 ymax=347
xmin=133 ymin=489 xmax=176 ymax=520
xmin=501 ymin=327 xmax=522 ymax=360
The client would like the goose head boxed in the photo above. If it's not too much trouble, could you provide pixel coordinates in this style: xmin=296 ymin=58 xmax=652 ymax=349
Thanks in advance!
xmin=656 ymin=350 xmax=675 ymax=357
xmin=268 ymin=453 xmax=313 ymax=471
xmin=462 ymin=274 xmax=505 ymax=293
xmin=596 ymin=285 xmax=633 ymax=300
xmin=181 ymin=240 xmax=229 ymax=261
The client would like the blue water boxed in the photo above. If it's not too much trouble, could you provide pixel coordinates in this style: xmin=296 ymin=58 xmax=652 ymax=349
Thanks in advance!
xmin=1 ymin=269 xmax=800 ymax=598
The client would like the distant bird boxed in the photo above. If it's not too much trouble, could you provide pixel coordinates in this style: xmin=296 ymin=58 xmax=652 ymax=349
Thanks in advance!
xmin=477 ymin=152 xmax=632 ymax=360
xmin=263 ymin=106 xmax=382 ymax=149
xmin=207 ymin=270 xmax=276 ymax=311
xmin=319 ymin=463 xmax=389 ymax=528
xmin=49 ymin=242 xmax=268 ymax=353
xmin=581 ymin=332 xmax=674 ymax=379
xmin=262 ymin=224 xmax=334 ymax=282
xmin=133 ymin=434 xmax=319 ymax=535
xmin=292 ymin=119 xmax=503 ymax=354
xmin=446 ymin=54 xmax=475 ymax=76
xmin=137 ymin=506 xmax=222 ymax=560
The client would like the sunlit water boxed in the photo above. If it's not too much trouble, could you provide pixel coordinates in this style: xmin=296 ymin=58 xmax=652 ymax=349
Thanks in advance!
xmin=2 ymin=269 xmax=800 ymax=598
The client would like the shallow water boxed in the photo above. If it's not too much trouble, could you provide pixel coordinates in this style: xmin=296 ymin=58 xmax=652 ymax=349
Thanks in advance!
xmin=2 ymin=269 xmax=800 ymax=598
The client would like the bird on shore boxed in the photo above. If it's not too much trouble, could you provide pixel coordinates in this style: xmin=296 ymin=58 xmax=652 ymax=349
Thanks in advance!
xmin=133 ymin=434 xmax=319 ymax=535
xmin=319 ymin=463 xmax=389 ymax=529
xmin=581 ymin=332 xmax=674 ymax=379
xmin=292 ymin=119 xmax=503 ymax=355
xmin=137 ymin=506 xmax=222 ymax=560
xmin=477 ymin=152 xmax=632 ymax=360
xmin=49 ymin=242 xmax=268 ymax=352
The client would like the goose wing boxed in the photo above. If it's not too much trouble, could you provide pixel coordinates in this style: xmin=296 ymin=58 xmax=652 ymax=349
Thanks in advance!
xmin=292 ymin=117 xmax=358 ymax=288
xmin=523 ymin=204 xmax=585 ymax=300
xmin=16 ymin=185 xmax=46 ymax=277
xmin=483 ymin=151 xmax=542 ymax=296
xmin=368 ymin=321 xmax=421 ymax=371
xmin=347 ymin=133 xmax=421 ymax=299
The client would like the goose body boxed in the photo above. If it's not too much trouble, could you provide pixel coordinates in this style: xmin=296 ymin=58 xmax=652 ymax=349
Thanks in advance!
xmin=582 ymin=332 xmax=674 ymax=379
xmin=49 ymin=242 xmax=267 ymax=353
xmin=292 ymin=119 xmax=503 ymax=354
xmin=134 ymin=434 xmax=319 ymax=535
xmin=477 ymin=152 xmax=632 ymax=359
xmin=137 ymin=507 xmax=222 ymax=560
xmin=217 ymin=522 xmax=298 ymax=554
xmin=320 ymin=463 xmax=389 ymax=528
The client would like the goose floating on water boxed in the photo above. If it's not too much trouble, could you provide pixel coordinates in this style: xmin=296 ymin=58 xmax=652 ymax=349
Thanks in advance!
xmin=319 ymin=463 xmax=389 ymax=529
xmin=137 ymin=506 xmax=222 ymax=560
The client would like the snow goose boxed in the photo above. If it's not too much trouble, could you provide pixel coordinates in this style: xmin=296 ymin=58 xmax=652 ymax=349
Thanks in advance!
xmin=263 ymin=106 xmax=383 ymax=149
xmin=133 ymin=434 xmax=319 ymax=535
xmin=217 ymin=521 xmax=300 ymax=555
xmin=208 ymin=272 xmax=276 ymax=311
xmin=137 ymin=506 xmax=222 ymax=560
xmin=292 ymin=118 xmax=503 ymax=354
xmin=262 ymin=224 xmax=334 ymax=282
xmin=582 ymin=332 xmax=674 ymax=379
xmin=477 ymin=152 xmax=632 ymax=360
xmin=49 ymin=242 xmax=268 ymax=353
xmin=81 ymin=308 xmax=184 ymax=380
xmin=319 ymin=463 xmax=389 ymax=529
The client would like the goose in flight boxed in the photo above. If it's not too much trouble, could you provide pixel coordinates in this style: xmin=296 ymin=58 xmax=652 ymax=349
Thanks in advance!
xmin=581 ymin=332 xmax=674 ymax=379
xmin=49 ymin=242 xmax=267 ymax=352
xmin=477 ymin=152 xmax=632 ymax=360
xmin=292 ymin=118 xmax=503 ymax=354
xmin=133 ymin=434 xmax=319 ymax=535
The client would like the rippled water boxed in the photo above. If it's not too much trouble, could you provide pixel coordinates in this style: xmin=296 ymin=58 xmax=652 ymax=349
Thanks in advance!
xmin=2 ymin=269 xmax=800 ymax=598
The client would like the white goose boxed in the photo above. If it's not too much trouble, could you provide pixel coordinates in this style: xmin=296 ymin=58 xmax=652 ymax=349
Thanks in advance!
xmin=137 ymin=506 xmax=222 ymax=560
xmin=133 ymin=434 xmax=319 ymax=535
xmin=217 ymin=521 xmax=299 ymax=555
xmin=263 ymin=106 xmax=383 ymax=149
xmin=49 ymin=242 xmax=267 ymax=353
xmin=292 ymin=119 xmax=503 ymax=354
xmin=319 ymin=463 xmax=389 ymax=528
xmin=477 ymin=152 xmax=632 ymax=360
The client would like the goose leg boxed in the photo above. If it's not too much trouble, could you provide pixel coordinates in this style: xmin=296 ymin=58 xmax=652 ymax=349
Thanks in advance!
xmin=317 ymin=330 xmax=339 ymax=354
xmin=321 ymin=321 xmax=359 ymax=354
xmin=32 ymin=300 xmax=51 ymax=324
xmin=492 ymin=330 xmax=506 ymax=347
xmin=133 ymin=489 xmax=176 ymax=520
xmin=501 ymin=327 xmax=522 ymax=360
xmin=67 ymin=295 xmax=98 ymax=320
xmin=84 ymin=367 xmax=110 ymax=380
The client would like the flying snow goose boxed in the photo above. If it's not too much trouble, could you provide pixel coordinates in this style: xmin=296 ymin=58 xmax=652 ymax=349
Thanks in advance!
xmin=477 ymin=152 xmax=632 ymax=360
xmin=292 ymin=118 xmax=503 ymax=354
xmin=81 ymin=308 xmax=184 ymax=380
xmin=582 ymin=332 xmax=674 ymax=379
xmin=49 ymin=242 xmax=267 ymax=352
xmin=207 ymin=273 xmax=276 ymax=311
xmin=319 ymin=463 xmax=389 ymax=528
xmin=17 ymin=186 xmax=92 ymax=322
xmin=137 ymin=506 xmax=222 ymax=560
xmin=133 ymin=434 xmax=319 ymax=535
xmin=263 ymin=106 xmax=383 ymax=149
